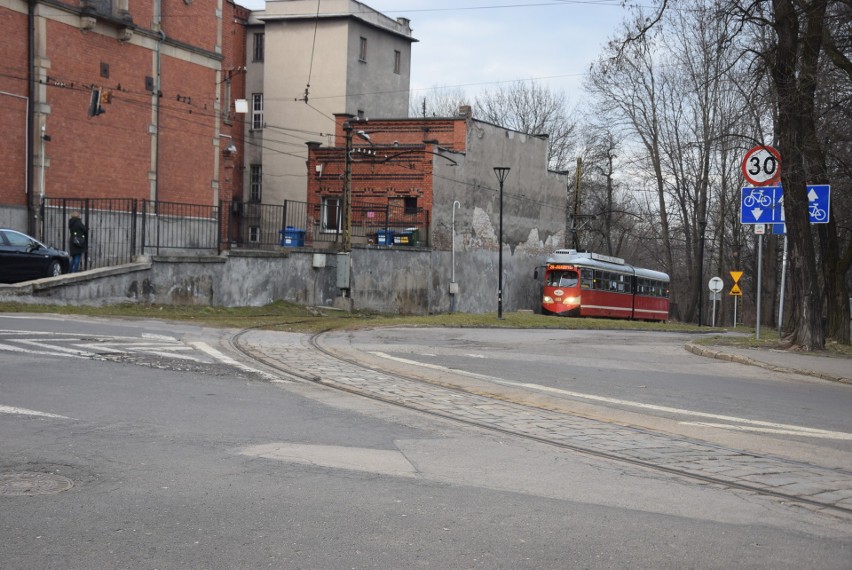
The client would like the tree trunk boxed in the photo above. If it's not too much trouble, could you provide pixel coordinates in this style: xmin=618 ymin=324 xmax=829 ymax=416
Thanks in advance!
xmin=771 ymin=0 xmax=826 ymax=350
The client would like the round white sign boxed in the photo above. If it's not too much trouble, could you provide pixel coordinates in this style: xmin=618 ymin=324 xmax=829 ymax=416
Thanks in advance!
xmin=708 ymin=277 xmax=723 ymax=293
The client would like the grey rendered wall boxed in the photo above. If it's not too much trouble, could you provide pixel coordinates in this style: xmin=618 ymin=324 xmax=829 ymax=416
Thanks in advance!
xmin=0 ymin=206 xmax=29 ymax=235
xmin=217 ymin=251 xmax=339 ymax=307
xmin=1 ymin=247 xmax=541 ymax=315
xmin=426 ymin=120 xmax=569 ymax=314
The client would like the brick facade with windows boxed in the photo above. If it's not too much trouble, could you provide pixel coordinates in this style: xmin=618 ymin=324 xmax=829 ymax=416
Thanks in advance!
xmin=306 ymin=114 xmax=467 ymax=242
xmin=0 ymin=0 xmax=247 ymax=234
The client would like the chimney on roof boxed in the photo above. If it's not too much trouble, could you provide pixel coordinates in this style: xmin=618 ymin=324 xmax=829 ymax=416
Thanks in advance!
xmin=457 ymin=105 xmax=472 ymax=118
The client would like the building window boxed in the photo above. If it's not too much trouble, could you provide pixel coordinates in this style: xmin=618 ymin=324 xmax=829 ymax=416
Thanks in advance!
xmin=359 ymin=37 xmax=367 ymax=62
xmin=253 ymin=33 xmax=264 ymax=62
xmin=249 ymin=165 xmax=262 ymax=202
xmin=322 ymin=197 xmax=342 ymax=232
xmin=403 ymin=196 xmax=418 ymax=215
xmin=393 ymin=50 xmax=401 ymax=74
xmin=249 ymin=226 xmax=260 ymax=243
xmin=251 ymin=93 xmax=263 ymax=130
xmin=222 ymin=80 xmax=232 ymax=124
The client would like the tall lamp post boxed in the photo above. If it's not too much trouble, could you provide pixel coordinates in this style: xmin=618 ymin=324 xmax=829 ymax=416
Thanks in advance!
xmin=493 ymin=166 xmax=510 ymax=319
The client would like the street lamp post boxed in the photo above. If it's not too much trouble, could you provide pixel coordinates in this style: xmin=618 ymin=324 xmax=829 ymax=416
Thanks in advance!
xmin=493 ymin=166 xmax=510 ymax=319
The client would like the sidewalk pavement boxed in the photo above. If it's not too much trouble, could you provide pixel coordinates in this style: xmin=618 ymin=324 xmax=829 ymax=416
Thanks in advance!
xmin=685 ymin=342 xmax=851 ymax=385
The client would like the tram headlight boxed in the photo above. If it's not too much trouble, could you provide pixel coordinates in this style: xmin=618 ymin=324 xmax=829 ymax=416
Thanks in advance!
xmin=543 ymin=295 xmax=554 ymax=304
xmin=564 ymin=296 xmax=580 ymax=306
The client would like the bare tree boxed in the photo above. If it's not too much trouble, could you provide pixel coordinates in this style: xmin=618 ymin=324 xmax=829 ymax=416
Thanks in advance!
xmin=731 ymin=0 xmax=852 ymax=347
xmin=474 ymin=81 xmax=578 ymax=171
xmin=606 ymin=0 xmax=851 ymax=346
xmin=409 ymin=85 xmax=470 ymax=118
xmin=586 ymin=18 xmax=678 ymax=309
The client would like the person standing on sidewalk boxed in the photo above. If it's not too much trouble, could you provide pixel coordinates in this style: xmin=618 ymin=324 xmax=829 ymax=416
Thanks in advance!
xmin=68 ymin=210 xmax=88 ymax=273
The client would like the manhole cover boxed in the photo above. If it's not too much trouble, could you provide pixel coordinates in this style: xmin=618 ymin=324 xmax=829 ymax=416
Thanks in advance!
xmin=0 ymin=472 xmax=74 ymax=496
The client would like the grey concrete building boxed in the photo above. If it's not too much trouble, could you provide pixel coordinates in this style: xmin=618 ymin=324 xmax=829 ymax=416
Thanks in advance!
xmin=243 ymin=0 xmax=415 ymax=207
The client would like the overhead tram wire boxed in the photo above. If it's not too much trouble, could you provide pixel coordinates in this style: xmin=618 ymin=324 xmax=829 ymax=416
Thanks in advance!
xmin=32 ymin=73 xmax=330 ymax=160
xmin=298 ymin=0 xmax=323 ymax=104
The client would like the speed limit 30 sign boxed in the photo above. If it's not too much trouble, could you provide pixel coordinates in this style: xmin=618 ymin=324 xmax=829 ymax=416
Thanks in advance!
xmin=742 ymin=145 xmax=781 ymax=186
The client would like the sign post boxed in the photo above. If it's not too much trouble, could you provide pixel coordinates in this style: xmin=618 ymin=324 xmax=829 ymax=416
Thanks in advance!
xmin=708 ymin=277 xmax=723 ymax=328
xmin=730 ymin=271 xmax=743 ymax=328
xmin=740 ymin=146 xmax=780 ymax=339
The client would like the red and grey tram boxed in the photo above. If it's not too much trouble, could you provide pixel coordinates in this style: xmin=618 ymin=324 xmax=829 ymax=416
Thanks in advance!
xmin=537 ymin=250 xmax=670 ymax=321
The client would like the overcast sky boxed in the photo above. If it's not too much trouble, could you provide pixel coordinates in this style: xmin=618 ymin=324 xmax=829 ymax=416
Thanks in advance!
xmin=238 ymin=0 xmax=630 ymax=106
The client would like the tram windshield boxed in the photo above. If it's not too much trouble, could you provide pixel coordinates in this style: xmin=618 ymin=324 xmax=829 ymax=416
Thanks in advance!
xmin=546 ymin=270 xmax=578 ymax=288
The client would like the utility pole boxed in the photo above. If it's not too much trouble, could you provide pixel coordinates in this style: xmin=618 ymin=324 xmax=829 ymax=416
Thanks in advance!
xmin=572 ymin=157 xmax=582 ymax=249
xmin=342 ymin=121 xmax=353 ymax=252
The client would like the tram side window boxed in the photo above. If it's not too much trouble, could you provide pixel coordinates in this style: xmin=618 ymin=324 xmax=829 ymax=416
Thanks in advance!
xmin=636 ymin=278 xmax=669 ymax=297
xmin=581 ymin=269 xmax=594 ymax=289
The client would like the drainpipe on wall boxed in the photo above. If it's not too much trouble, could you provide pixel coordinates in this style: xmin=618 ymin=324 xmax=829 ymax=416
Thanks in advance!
xmin=27 ymin=0 xmax=36 ymax=235
xmin=155 ymin=29 xmax=164 ymax=206
xmin=153 ymin=0 xmax=164 ymax=206
xmin=450 ymin=200 xmax=460 ymax=312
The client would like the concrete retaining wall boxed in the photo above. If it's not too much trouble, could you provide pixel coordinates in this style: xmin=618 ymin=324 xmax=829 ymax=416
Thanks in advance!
xmin=0 ymin=245 xmax=546 ymax=315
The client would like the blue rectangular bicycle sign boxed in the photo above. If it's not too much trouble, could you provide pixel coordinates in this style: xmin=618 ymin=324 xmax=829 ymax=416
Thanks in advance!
xmin=806 ymin=184 xmax=830 ymax=224
xmin=741 ymin=186 xmax=783 ymax=224
xmin=741 ymin=185 xmax=830 ymax=225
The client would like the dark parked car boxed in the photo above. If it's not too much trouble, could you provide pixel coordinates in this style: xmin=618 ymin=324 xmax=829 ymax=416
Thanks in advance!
xmin=0 ymin=228 xmax=70 ymax=284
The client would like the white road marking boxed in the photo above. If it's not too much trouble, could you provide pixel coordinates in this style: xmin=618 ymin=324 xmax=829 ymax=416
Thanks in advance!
xmin=0 ymin=405 xmax=72 ymax=419
xmin=15 ymin=339 xmax=98 ymax=357
xmin=370 ymin=351 xmax=852 ymax=441
xmin=0 ymin=342 xmax=81 ymax=358
xmin=190 ymin=342 xmax=289 ymax=383
xmin=0 ymin=331 xmax=203 ymax=361
xmin=681 ymin=422 xmax=852 ymax=440
xmin=144 ymin=351 xmax=204 ymax=362
xmin=142 ymin=333 xmax=179 ymax=341
xmin=0 ymin=342 xmax=35 ymax=353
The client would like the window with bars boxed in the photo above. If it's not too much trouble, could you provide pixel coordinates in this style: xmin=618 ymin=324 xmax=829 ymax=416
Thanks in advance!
xmin=359 ymin=37 xmax=367 ymax=62
xmin=249 ymin=165 xmax=262 ymax=203
xmin=251 ymin=93 xmax=263 ymax=130
xmin=253 ymin=33 xmax=264 ymax=62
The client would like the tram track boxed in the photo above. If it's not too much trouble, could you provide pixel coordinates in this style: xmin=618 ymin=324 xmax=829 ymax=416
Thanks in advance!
xmin=230 ymin=326 xmax=852 ymax=518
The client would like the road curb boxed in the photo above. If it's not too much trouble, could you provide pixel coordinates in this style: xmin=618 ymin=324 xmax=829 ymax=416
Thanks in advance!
xmin=684 ymin=342 xmax=852 ymax=385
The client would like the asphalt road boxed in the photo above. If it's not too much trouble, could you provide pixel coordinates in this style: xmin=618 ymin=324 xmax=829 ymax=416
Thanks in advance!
xmin=2 ymin=315 xmax=851 ymax=568
xmin=323 ymin=328 xmax=852 ymax=458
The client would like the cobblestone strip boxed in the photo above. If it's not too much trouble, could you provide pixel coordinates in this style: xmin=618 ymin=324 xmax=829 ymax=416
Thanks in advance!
xmin=238 ymin=332 xmax=852 ymax=512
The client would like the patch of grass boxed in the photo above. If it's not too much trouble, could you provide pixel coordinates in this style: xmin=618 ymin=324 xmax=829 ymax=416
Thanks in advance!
xmin=692 ymin=328 xmax=852 ymax=357
xmin=0 ymin=300 xmax=708 ymax=334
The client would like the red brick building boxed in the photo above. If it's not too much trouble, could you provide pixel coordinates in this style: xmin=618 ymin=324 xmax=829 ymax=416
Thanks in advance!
xmin=0 ymin=0 xmax=248 ymax=235
xmin=306 ymin=114 xmax=468 ymax=246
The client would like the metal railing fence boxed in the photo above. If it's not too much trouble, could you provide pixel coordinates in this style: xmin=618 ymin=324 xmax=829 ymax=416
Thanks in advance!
xmin=41 ymin=197 xmax=430 ymax=270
